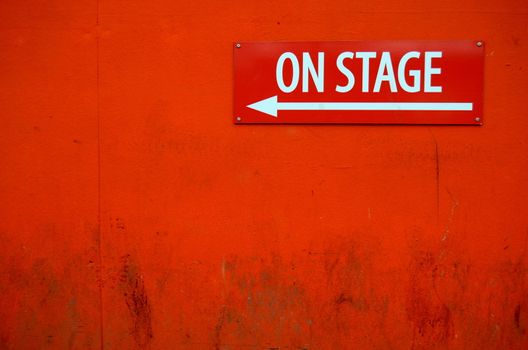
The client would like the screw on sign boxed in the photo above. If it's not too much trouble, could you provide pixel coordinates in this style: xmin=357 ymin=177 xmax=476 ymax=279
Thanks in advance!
xmin=233 ymin=41 xmax=484 ymax=124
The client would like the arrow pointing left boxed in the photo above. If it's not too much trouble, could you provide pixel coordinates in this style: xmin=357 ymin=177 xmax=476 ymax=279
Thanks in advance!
xmin=247 ymin=95 xmax=474 ymax=118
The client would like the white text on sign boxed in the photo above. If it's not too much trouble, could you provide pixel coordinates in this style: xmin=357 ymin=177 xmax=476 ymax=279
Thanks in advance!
xmin=275 ymin=51 xmax=443 ymax=94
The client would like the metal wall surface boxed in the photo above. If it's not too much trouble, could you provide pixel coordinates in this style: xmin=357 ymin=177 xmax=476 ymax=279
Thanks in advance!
xmin=0 ymin=0 xmax=527 ymax=349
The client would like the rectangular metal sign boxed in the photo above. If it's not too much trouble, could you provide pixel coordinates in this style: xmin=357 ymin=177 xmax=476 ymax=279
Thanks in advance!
xmin=233 ymin=41 xmax=484 ymax=124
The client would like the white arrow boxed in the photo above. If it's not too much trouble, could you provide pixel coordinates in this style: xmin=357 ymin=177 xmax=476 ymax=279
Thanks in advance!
xmin=247 ymin=96 xmax=473 ymax=118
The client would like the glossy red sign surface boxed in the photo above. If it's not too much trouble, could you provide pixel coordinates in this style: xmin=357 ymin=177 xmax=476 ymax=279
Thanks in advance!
xmin=234 ymin=41 xmax=484 ymax=124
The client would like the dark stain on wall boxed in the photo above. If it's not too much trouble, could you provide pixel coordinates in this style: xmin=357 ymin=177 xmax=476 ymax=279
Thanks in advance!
xmin=120 ymin=254 xmax=153 ymax=348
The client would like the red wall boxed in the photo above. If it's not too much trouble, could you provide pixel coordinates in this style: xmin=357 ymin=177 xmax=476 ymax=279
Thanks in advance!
xmin=0 ymin=0 xmax=527 ymax=349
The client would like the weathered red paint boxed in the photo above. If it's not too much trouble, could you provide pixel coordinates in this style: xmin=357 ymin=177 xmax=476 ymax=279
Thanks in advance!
xmin=0 ymin=0 xmax=527 ymax=349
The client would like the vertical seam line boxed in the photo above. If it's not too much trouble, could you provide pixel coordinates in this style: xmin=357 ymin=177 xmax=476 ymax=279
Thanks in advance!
xmin=96 ymin=0 xmax=104 ymax=349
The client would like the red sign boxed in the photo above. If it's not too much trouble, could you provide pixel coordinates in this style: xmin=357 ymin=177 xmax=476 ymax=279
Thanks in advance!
xmin=233 ymin=41 xmax=484 ymax=125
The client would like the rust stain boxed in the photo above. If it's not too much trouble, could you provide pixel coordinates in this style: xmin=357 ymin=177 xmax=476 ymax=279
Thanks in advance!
xmin=428 ymin=128 xmax=440 ymax=223
xmin=407 ymin=252 xmax=454 ymax=348
xmin=213 ymin=305 xmax=226 ymax=350
xmin=67 ymin=297 xmax=80 ymax=350
xmin=335 ymin=293 xmax=367 ymax=311
xmin=120 ymin=255 xmax=153 ymax=348
xmin=515 ymin=304 xmax=521 ymax=330
xmin=212 ymin=254 xmax=309 ymax=348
